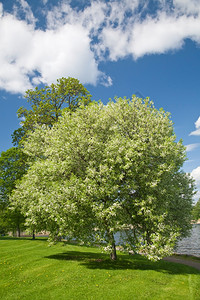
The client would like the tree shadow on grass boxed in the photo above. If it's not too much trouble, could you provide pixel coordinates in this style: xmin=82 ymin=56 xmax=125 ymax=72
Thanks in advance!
xmin=45 ymin=250 xmax=200 ymax=275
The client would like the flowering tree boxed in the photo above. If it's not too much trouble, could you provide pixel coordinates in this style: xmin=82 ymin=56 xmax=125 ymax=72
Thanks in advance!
xmin=10 ymin=97 xmax=194 ymax=260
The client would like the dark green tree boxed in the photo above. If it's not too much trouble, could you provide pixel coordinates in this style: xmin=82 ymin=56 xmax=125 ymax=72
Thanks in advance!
xmin=192 ymin=199 xmax=200 ymax=221
xmin=12 ymin=77 xmax=91 ymax=145
xmin=0 ymin=147 xmax=28 ymax=236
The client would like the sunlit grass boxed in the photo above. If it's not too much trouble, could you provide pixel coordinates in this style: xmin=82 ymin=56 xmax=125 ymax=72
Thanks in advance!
xmin=0 ymin=237 xmax=200 ymax=299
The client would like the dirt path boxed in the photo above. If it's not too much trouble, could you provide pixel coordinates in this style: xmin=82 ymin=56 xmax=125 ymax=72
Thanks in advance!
xmin=164 ymin=256 xmax=200 ymax=271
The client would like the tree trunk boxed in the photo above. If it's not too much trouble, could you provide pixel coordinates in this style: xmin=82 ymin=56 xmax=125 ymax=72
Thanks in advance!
xmin=110 ymin=241 xmax=117 ymax=260
xmin=17 ymin=226 xmax=20 ymax=237
xmin=108 ymin=231 xmax=117 ymax=261
xmin=32 ymin=230 xmax=35 ymax=240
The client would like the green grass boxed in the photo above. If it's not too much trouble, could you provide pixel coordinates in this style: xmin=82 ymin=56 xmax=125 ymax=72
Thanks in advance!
xmin=173 ymin=254 xmax=200 ymax=262
xmin=0 ymin=237 xmax=200 ymax=300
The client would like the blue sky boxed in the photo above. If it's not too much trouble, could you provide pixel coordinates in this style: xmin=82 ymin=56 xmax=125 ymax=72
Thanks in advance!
xmin=1 ymin=0 xmax=200 ymax=201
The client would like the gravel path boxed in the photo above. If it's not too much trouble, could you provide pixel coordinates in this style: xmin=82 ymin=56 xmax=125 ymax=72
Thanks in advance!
xmin=164 ymin=256 xmax=200 ymax=271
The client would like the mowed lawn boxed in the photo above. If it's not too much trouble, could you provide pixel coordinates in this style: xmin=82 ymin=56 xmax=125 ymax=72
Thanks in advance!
xmin=0 ymin=237 xmax=200 ymax=300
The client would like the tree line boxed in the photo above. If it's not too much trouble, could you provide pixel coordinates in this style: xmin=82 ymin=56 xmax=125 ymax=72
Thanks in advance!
xmin=0 ymin=77 xmax=91 ymax=237
xmin=0 ymin=77 xmax=196 ymax=261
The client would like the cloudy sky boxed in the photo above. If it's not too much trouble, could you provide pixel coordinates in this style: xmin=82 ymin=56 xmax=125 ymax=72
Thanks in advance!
xmin=1 ymin=0 xmax=200 ymax=201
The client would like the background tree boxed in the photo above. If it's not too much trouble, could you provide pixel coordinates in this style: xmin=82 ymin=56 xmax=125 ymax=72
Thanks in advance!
xmin=11 ymin=97 xmax=195 ymax=261
xmin=192 ymin=199 xmax=200 ymax=221
xmin=0 ymin=147 xmax=27 ymax=236
xmin=1 ymin=77 xmax=91 ymax=236
xmin=3 ymin=77 xmax=91 ymax=237
xmin=0 ymin=190 xmax=9 ymax=235
xmin=12 ymin=77 xmax=92 ymax=145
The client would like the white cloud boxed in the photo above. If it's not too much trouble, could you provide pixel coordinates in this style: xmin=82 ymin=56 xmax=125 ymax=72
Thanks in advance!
xmin=0 ymin=3 xmax=3 ymax=17
xmin=29 ymin=24 xmax=100 ymax=85
xmin=100 ymin=27 xmax=130 ymax=61
xmin=0 ymin=12 xmax=35 ymax=93
xmin=191 ymin=166 xmax=200 ymax=202
xmin=13 ymin=0 xmax=37 ymax=25
xmin=0 ymin=4 xmax=104 ymax=94
xmin=190 ymin=116 xmax=200 ymax=135
xmin=194 ymin=190 xmax=200 ymax=203
xmin=97 ymin=2 xmax=200 ymax=60
xmin=46 ymin=2 xmax=74 ymax=30
xmin=2 ymin=0 xmax=200 ymax=94
xmin=130 ymin=13 xmax=200 ymax=59
xmin=190 ymin=128 xmax=200 ymax=136
xmin=174 ymin=0 xmax=200 ymax=15
xmin=186 ymin=143 xmax=200 ymax=152
xmin=195 ymin=116 xmax=200 ymax=128
xmin=191 ymin=166 xmax=200 ymax=182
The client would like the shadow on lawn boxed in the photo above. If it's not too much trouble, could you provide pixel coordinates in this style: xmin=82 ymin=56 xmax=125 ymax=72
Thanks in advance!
xmin=45 ymin=251 xmax=199 ymax=275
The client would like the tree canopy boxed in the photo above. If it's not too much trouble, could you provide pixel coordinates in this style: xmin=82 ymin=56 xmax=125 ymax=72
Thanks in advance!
xmin=0 ymin=147 xmax=27 ymax=196
xmin=12 ymin=77 xmax=91 ymax=145
xmin=10 ymin=96 xmax=195 ymax=260
xmin=0 ymin=147 xmax=27 ymax=235
xmin=3 ymin=77 xmax=91 ymax=235
xmin=192 ymin=199 xmax=200 ymax=221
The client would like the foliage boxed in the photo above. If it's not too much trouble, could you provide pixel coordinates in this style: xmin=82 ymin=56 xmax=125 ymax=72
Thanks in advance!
xmin=10 ymin=97 xmax=195 ymax=261
xmin=192 ymin=199 xmax=200 ymax=221
xmin=0 ymin=147 xmax=28 ymax=195
xmin=12 ymin=77 xmax=92 ymax=145
xmin=0 ymin=147 xmax=27 ymax=235
xmin=0 ymin=237 xmax=200 ymax=300
xmin=0 ymin=207 xmax=25 ymax=236
xmin=2 ymin=78 xmax=91 ymax=233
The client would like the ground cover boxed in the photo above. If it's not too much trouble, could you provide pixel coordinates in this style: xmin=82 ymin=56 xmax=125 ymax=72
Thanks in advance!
xmin=0 ymin=237 xmax=200 ymax=300
xmin=174 ymin=254 xmax=200 ymax=262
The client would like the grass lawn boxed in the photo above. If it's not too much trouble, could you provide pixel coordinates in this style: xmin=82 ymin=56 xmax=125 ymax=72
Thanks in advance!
xmin=0 ymin=237 xmax=200 ymax=300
